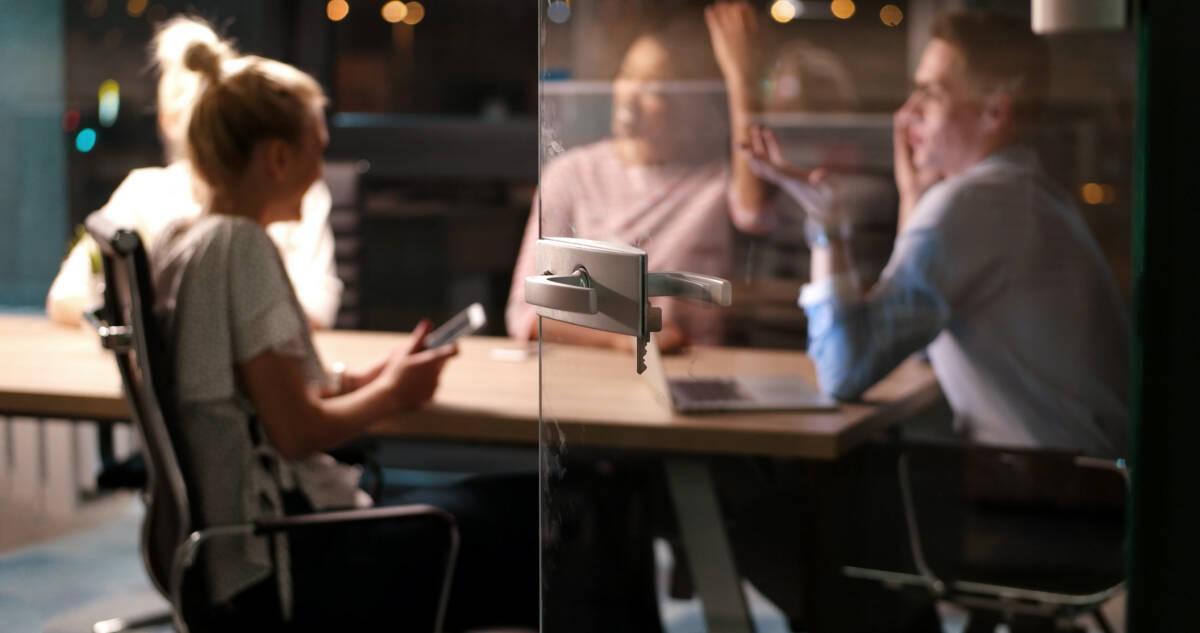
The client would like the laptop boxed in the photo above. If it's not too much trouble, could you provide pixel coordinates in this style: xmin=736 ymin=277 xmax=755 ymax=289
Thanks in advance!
xmin=642 ymin=336 xmax=839 ymax=414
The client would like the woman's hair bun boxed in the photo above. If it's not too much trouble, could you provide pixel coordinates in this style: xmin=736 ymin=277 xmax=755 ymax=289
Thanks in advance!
xmin=183 ymin=40 xmax=223 ymax=82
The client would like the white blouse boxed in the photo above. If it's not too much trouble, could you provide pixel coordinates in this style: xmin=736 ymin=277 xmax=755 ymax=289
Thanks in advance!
xmin=47 ymin=161 xmax=343 ymax=328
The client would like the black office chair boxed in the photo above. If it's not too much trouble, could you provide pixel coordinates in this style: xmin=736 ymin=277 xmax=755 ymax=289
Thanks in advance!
xmin=842 ymin=443 xmax=1127 ymax=633
xmin=83 ymin=213 xmax=459 ymax=633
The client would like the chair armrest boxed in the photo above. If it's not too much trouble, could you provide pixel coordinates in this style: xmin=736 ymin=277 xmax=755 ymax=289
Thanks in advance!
xmin=173 ymin=505 xmax=460 ymax=633
xmin=253 ymin=503 xmax=455 ymax=536
xmin=255 ymin=503 xmax=459 ymax=633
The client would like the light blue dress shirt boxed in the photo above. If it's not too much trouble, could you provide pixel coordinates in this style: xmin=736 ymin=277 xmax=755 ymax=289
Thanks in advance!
xmin=801 ymin=147 xmax=1129 ymax=457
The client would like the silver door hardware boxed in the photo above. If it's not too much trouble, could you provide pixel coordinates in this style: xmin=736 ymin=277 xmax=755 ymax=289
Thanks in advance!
xmin=524 ymin=267 xmax=597 ymax=315
xmin=524 ymin=237 xmax=732 ymax=373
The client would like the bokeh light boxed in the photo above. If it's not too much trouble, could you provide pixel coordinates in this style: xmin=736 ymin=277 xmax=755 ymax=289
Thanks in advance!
xmin=403 ymin=2 xmax=425 ymax=25
xmin=381 ymin=0 xmax=408 ymax=23
xmin=98 ymin=79 xmax=120 ymax=128
xmin=1081 ymin=183 xmax=1117 ymax=205
xmin=880 ymin=4 xmax=903 ymax=27
xmin=75 ymin=128 xmax=98 ymax=153
xmin=770 ymin=0 xmax=797 ymax=24
xmin=547 ymin=0 xmax=571 ymax=24
xmin=126 ymin=0 xmax=147 ymax=17
xmin=831 ymin=0 xmax=856 ymax=20
xmin=326 ymin=0 xmax=349 ymax=22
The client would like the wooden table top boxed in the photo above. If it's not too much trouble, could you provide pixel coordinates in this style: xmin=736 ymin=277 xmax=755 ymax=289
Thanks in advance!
xmin=0 ymin=314 xmax=941 ymax=460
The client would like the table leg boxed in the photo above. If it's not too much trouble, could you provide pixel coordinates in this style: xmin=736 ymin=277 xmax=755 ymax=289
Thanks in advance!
xmin=664 ymin=457 xmax=754 ymax=633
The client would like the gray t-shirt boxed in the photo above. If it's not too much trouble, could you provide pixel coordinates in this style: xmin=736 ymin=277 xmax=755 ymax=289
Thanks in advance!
xmin=152 ymin=214 xmax=362 ymax=611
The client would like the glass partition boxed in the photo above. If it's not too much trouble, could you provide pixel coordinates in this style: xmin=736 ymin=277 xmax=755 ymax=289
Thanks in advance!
xmin=533 ymin=2 xmax=1135 ymax=631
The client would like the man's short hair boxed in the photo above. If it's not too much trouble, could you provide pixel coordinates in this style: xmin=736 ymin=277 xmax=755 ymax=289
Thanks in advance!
xmin=932 ymin=11 xmax=1050 ymax=125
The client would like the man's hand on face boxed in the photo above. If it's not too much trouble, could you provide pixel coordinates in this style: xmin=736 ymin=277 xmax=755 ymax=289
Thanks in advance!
xmin=892 ymin=108 xmax=944 ymax=229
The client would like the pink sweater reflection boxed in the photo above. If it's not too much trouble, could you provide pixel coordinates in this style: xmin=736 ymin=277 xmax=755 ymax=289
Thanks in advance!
xmin=507 ymin=139 xmax=774 ymax=345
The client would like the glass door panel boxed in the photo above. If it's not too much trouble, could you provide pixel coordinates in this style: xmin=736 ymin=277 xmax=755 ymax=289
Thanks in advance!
xmin=530 ymin=2 xmax=1136 ymax=631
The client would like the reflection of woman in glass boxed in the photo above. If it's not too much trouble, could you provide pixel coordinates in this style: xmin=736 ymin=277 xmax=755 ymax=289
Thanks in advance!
xmin=506 ymin=3 xmax=776 ymax=352
xmin=46 ymin=17 xmax=341 ymax=329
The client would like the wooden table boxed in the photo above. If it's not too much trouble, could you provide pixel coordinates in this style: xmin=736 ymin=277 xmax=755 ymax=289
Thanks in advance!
xmin=0 ymin=314 xmax=940 ymax=461
xmin=0 ymin=313 xmax=941 ymax=632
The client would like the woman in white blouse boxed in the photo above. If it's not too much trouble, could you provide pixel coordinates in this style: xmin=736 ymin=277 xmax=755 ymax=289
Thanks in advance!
xmin=46 ymin=16 xmax=342 ymax=329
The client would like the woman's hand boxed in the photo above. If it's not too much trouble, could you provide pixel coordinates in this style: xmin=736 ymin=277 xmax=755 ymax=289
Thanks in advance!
xmin=383 ymin=319 xmax=458 ymax=409
xmin=705 ymin=2 xmax=759 ymax=95
xmin=243 ymin=320 xmax=455 ymax=461
xmin=742 ymin=125 xmax=838 ymax=221
xmin=654 ymin=321 xmax=689 ymax=355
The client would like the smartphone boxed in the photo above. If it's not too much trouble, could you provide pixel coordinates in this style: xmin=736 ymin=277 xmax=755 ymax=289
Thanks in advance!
xmin=424 ymin=302 xmax=487 ymax=349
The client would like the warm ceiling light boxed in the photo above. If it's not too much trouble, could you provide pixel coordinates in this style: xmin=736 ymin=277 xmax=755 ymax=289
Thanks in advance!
xmin=880 ymin=4 xmax=903 ymax=27
xmin=402 ymin=1 xmax=425 ymax=25
xmin=770 ymin=0 xmax=797 ymax=24
xmin=1081 ymin=183 xmax=1106 ymax=205
xmin=831 ymin=0 xmax=856 ymax=20
xmin=326 ymin=0 xmax=349 ymax=22
xmin=126 ymin=0 xmax=147 ymax=17
xmin=381 ymin=0 xmax=408 ymax=23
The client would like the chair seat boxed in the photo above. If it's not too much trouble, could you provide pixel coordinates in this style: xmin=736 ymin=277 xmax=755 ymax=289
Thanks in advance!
xmin=941 ymin=508 xmax=1125 ymax=598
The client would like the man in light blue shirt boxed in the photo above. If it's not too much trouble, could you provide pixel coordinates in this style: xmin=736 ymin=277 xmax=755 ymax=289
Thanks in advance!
xmin=748 ymin=12 xmax=1128 ymax=457
xmin=721 ymin=12 xmax=1130 ymax=633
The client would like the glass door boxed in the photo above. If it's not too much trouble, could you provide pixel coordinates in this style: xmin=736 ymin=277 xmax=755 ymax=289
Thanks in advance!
xmin=527 ymin=2 xmax=1136 ymax=632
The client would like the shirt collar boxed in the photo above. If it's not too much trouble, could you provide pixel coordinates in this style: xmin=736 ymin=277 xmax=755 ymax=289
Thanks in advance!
xmin=967 ymin=144 xmax=1039 ymax=176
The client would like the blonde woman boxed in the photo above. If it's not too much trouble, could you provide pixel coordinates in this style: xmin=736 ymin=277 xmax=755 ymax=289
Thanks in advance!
xmin=46 ymin=16 xmax=342 ymax=329
xmin=149 ymin=33 xmax=535 ymax=632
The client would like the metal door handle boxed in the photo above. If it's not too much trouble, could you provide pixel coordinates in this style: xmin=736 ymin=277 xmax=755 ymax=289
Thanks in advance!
xmin=524 ymin=237 xmax=733 ymax=374
xmin=524 ymin=267 xmax=598 ymax=315
xmin=647 ymin=272 xmax=732 ymax=306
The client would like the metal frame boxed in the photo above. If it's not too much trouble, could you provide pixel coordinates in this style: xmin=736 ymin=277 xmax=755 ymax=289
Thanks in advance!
xmin=842 ymin=449 xmax=1128 ymax=631
xmin=664 ymin=457 xmax=754 ymax=633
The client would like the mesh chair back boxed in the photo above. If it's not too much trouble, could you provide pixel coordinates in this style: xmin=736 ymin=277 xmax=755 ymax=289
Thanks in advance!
xmin=86 ymin=213 xmax=195 ymax=598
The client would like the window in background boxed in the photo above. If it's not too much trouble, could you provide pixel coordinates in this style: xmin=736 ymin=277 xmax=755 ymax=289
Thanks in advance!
xmin=330 ymin=0 xmax=537 ymax=118
xmin=0 ymin=3 xmax=68 ymax=307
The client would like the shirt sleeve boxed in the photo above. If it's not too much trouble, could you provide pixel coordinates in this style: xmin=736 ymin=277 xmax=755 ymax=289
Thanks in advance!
xmin=227 ymin=221 xmax=309 ymax=364
xmin=801 ymin=182 xmax=1011 ymax=399
xmin=45 ymin=237 xmax=98 ymax=319
xmin=46 ymin=170 xmax=154 ymax=316
xmin=801 ymin=232 xmax=949 ymax=400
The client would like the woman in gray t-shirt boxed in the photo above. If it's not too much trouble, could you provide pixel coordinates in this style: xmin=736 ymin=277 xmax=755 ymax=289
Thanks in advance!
xmin=152 ymin=27 xmax=536 ymax=631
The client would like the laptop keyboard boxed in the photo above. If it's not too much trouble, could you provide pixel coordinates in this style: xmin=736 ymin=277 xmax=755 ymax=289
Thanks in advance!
xmin=670 ymin=378 xmax=748 ymax=403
